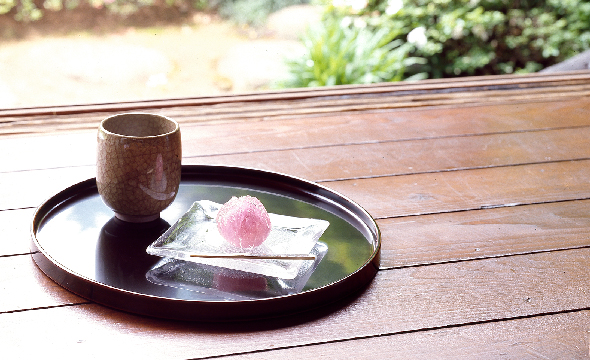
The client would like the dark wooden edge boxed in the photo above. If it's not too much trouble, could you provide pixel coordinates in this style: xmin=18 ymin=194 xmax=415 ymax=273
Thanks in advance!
xmin=29 ymin=165 xmax=381 ymax=322
xmin=5 ymin=71 xmax=590 ymax=118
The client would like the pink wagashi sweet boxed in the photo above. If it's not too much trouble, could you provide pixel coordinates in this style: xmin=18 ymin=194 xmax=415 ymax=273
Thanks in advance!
xmin=216 ymin=196 xmax=272 ymax=248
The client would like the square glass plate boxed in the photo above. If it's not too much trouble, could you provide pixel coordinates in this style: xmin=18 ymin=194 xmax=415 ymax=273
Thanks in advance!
xmin=146 ymin=200 xmax=330 ymax=279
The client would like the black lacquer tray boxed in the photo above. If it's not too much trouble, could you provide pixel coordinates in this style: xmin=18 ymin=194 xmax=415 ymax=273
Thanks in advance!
xmin=31 ymin=165 xmax=380 ymax=321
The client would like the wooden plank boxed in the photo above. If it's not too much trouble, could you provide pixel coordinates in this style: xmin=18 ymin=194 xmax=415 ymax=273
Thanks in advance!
xmin=378 ymin=199 xmax=590 ymax=268
xmin=0 ymin=208 xmax=35 ymax=256
xmin=0 ymin=131 xmax=96 ymax=172
xmin=1 ymin=248 xmax=589 ymax=358
xmin=0 ymin=166 xmax=95 ymax=211
xmin=324 ymin=159 xmax=590 ymax=219
xmin=2 ymin=156 xmax=590 ymax=224
xmin=2 ymin=97 xmax=590 ymax=173
xmin=0 ymin=255 xmax=86 ymax=313
xmin=177 ymin=96 xmax=590 ymax=157
xmin=186 ymin=126 xmax=590 ymax=182
xmin=214 ymin=311 xmax=590 ymax=359
xmin=165 ymin=85 xmax=590 ymax=123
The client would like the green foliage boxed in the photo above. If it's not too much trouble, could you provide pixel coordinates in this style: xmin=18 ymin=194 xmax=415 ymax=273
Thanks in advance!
xmin=285 ymin=0 xmax=590 ymax=86
xmin=0 ymin=0 xmax=16 ymax=14
xmin=2 ymin=0 xmax=42 ymax=20
xmin=358 ymin=0 xmax=590 ymax=78
xmin=281 ymin=14 xmax=425 ymax=87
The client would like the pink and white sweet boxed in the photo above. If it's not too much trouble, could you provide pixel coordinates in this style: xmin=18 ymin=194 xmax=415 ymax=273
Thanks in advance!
xmin=216 ymin=195 xmax=272 ymax=248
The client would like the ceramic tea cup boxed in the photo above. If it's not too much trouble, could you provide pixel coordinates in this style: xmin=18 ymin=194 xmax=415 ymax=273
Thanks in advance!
xmin=97 ymin=113 xmax=182 ymax=223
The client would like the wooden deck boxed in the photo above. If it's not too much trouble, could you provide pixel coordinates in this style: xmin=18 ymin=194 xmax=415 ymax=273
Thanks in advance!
xmin=1 ymin=71 xmax=589 ymax=358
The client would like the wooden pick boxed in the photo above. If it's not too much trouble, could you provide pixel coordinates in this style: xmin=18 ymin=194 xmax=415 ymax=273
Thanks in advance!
xmin=189 ymin=253 xmax=316 ymax=261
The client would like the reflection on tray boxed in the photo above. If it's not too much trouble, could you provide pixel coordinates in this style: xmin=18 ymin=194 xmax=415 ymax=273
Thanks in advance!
xmin=96 ymin=217 xmax=170 ymax=292
xmin=146 ymin=242 xmax=328 ymax=300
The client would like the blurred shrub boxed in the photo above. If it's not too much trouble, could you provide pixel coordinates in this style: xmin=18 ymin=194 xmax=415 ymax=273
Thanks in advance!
xmin=283 ymin=0 xmax=590 ymax=87
xmin=0 ymin=0 xmax=308 ymax=24
xmin=1 ymin=0 xmax=43 ymax=21
xmin=281 ymin=14 xmax=425 ymax=87
xmin=347 ymin=0 xmax=590 ymax=78
xmin=0 ymin=0 xmax=177 ymax=21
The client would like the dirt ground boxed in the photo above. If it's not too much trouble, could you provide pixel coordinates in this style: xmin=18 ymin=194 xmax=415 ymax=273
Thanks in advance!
xmin=0 ymin=7 xmax=318 ymax=109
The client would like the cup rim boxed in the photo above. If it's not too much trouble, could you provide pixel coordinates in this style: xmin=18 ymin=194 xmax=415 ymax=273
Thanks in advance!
xmin=99 ymin=112 xmax=179 ymax=139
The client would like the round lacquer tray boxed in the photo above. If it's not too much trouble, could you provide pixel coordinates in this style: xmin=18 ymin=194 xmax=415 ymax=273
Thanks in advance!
xmin=31 ymin=165 xmax=380 ymax=321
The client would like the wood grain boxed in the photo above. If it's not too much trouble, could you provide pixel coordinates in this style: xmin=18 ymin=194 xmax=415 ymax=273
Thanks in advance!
xmin=3 ymin=158 xmax=590 ymax=222
xmin=2 ymin=97 xmax=590 ymax=172
xmin=378 ymin=199 xmax=590 ymax=268
xmin=0 ymin=255 xmax=86 ymax=313
xmin=0 ymin=208 xmax=35 ymax=256
xmin=0 ymin=131 xmax=96 ymax=172
xmin=325 ymin=159 xmax=590 ymax=219
xmin=214 ymin=311 xmax=590 ymax=359
xmin=2 ymin=71 xmax=590 ymax=136
xmin=0 ymin=166 xmax=95 ymax=211
xmin=1 ymin=248 xmax=589 ymax=358
xmin=2 ymin=125 xmax=590 ymax=211
xmin=185 ymin=126 xmax=590 ymax=182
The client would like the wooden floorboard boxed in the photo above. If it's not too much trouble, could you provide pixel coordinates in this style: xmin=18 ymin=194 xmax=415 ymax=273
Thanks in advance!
xmin=0 ymin=166 xmax=95 ymax=211
xmin=3 ymin=157 xmax=590 ymax=219
xmin=2 ymin=96 xmax=590 ymax=172
xmin=186 ymin=126 xmax=590 ymax=182
xmin=0 ymin=207 xmax=35 ymax=256
xmin=3 ymin=115 xmax=590 ymax=211
xmin=0 ymin=131 xmax=96 ymax=172
xmin=176 ymin=96 xmax=590 ymax=158
xmin=325 ymin=159 xmax=590 ymax=219
xmin=1 ymin=97 xmax=589 ymax=174
xmin=0 ymin=256 xmax=86 ymax=313
xmin=213 ymin=310 xmax=590 ymax=360
xmin=2 ymin=248 xmax=589 ymax=358
xmin=378 ymin=199 xmax=590 ymax=268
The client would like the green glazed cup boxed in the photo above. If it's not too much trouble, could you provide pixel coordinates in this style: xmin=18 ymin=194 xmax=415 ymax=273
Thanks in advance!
xmin=97 ymin=113 xmax=182 ymax=223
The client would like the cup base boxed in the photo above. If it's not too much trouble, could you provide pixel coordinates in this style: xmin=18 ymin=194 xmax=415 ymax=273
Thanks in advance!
xmin=115 ymin=213 xmax=160 ymax=223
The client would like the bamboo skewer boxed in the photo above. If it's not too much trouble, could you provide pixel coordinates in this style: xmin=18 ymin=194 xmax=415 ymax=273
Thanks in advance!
xmin=189 ymin=254 xmax=316 ymax=261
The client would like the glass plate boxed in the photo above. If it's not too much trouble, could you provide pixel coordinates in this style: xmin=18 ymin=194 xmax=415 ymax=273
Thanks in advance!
xmin=147 ymin=200 xmax=330 ymax=279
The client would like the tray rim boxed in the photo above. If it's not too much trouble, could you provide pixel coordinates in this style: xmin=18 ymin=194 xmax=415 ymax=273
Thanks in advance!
xmin=30 ymin=164 xmax=381 ymax=322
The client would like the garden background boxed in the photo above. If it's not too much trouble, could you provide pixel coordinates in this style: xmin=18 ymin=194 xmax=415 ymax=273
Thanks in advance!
xmin=0 ymin=0 xmax=589 ymax=108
